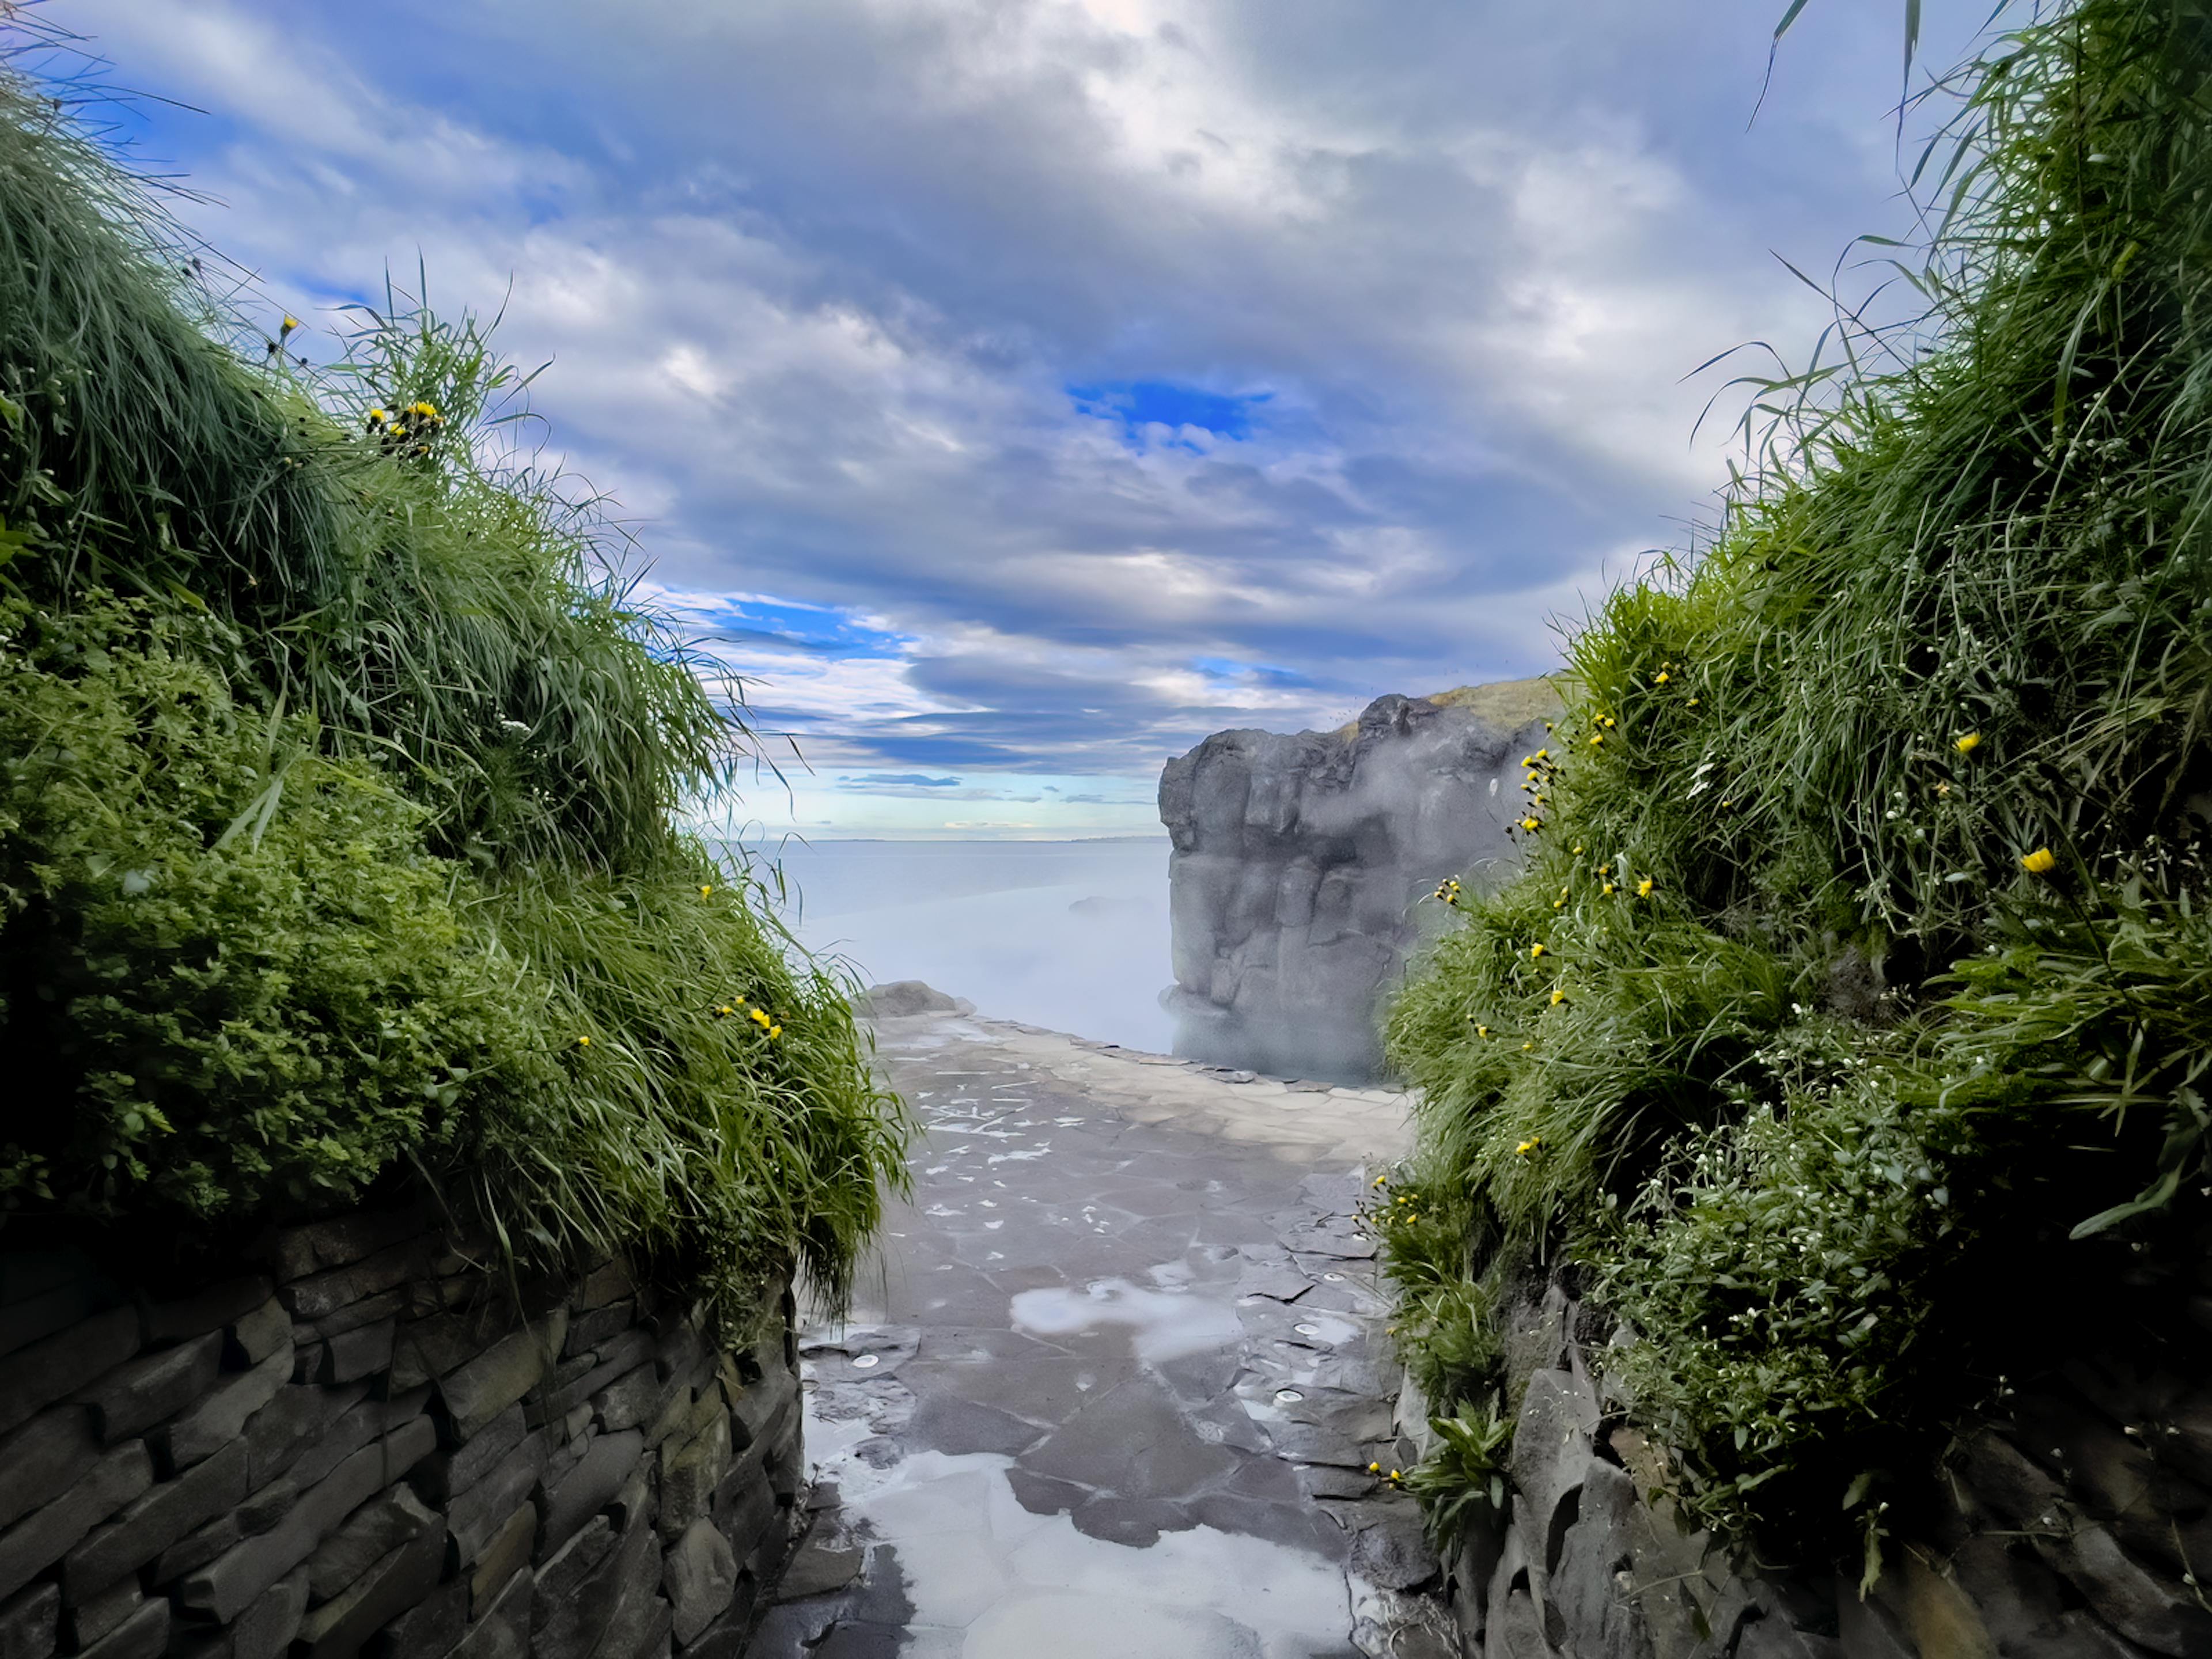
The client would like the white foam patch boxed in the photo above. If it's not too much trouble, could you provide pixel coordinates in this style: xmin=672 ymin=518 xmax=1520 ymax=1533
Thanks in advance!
xmin=1007 ymin=1278 xmax=1242 ymax=1362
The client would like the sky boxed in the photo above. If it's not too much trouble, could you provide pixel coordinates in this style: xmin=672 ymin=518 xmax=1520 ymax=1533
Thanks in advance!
xmin=29 ymin=0 xmax=1995 ymax=838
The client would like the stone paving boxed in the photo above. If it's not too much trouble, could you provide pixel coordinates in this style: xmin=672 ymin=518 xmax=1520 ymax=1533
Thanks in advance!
xmin=748 ymin=1006 xmax=1461 ymax=1658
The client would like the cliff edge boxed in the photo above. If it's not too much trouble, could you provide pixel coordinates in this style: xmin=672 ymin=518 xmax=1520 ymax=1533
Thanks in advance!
xmin=1157 ymin=677 xmax=1562 ymax=1080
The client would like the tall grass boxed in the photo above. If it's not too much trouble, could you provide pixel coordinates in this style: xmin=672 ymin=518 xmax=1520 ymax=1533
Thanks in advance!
xmin=1386 ymin=0 xmax=2212 ymax=1557
xmin=0 ymin=67 xmax=908 ymax=1320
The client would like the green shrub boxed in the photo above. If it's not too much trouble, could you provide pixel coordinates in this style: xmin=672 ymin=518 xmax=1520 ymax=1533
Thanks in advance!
xmin=1385 ymin=0 xmax=2212 ymax=1559
xmin=0 ymin=70 xmax=908 ymax=1320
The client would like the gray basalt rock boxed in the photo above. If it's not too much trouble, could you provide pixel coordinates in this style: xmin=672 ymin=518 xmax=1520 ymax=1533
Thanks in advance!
xmin=1158 ymin=679 xmax=1559 ymax=1078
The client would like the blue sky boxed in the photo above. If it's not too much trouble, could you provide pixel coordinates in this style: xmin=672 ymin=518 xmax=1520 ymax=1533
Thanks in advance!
xmin=39 ymin=0 xmax=1994 ymax=836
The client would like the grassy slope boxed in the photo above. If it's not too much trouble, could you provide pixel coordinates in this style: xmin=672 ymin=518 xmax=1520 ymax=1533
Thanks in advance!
xmin=1383 ymin=0 xmax=2212 ymax=1560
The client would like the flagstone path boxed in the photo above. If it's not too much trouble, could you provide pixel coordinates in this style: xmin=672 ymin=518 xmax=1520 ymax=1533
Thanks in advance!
xmin=747 ymin=1003 xmax=1462 ymax=1659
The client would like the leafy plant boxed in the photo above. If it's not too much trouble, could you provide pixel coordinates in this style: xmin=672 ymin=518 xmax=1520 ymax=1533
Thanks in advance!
xmin=1407 ymin=1401 xmax=1515 ymax=1551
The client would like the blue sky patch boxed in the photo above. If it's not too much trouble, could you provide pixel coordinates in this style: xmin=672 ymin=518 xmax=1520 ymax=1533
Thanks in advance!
xmin=841 ymin=772 xmax=961 ymax=789
xmin=1190 ymin=656 xmax=1313 ymax=688
xmin=1069 ymin=381 xmax=1271 ymax=450
xmin=683 ymin=593 xmax=910 ymax=660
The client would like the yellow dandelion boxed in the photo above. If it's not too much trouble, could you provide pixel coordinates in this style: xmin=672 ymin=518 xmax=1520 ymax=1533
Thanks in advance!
xmin=1369 ymin=1461 xmax=1381 ymax=1472
xmin=749 ymin=1007 xmax=771 ymax=1027
xmin=1515 ymin=1137 xmax=1540 ymax=1156
xmin=699 ymin=884 xmax=714 ymax=897
xmin=1390 ymin=1470 xmax=1401 ymax=1481
xmin=2022 ymin=847 xmax=2057 ymax=875
xmin=575 ymin=1035 xmax=591 ymax=1048
xmin=1521 ymin=1041 xmax=1534 ymax=1052
xmin=1687 ymin=698 xmax=1700 ymax=707
xmin=1521 ymin=816 xmax=1541 ymax=832
xmin=1571 ymin=844 xmax=1584 ymax=855
xmin=1655 ymin=671 xmax=1669 ymax=684
xmin=1603 ymin=882 xmax=1615 ymax=895
xmin=1476 ymin=1025 xmax=1490 ymax=1038
xmin=1589 ymin=733 xmax=1604 ymax=746
xmin=1955 ymin=732 xmax=1983 ymax=755
xmin=1637 ymin=877 xmax=1654 ymax=898
xmin=1529 ymin=943 xmax=1546 ymax=959
xmin=768 ymin=1024 xmax=782 ymax=1038
xmin=1550 ymin=987 xmax=1566 ymax=1005
xmin=281 ymin=315 xmax=300 ymax=334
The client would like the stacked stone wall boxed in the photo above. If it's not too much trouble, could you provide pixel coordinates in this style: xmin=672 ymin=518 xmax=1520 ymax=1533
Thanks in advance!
xmin=1421 ymin=1283 xmax=2212 ymax=1658
xmin=0 ymin=1207 xmax=802 ymax=1659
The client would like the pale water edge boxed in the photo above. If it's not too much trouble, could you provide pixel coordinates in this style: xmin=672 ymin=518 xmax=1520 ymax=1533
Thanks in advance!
xmin=724 ymin=838 xmax=1177 ymax=1053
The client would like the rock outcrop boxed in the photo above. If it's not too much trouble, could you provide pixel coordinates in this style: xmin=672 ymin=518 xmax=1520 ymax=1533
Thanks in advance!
xmin=1158 ymin=678 xmax=1561 ymax=1080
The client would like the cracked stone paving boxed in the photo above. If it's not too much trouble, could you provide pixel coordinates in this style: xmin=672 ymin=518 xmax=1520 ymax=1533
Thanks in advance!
xmin=748 ymin=1005 xmax=1463 ymax=1658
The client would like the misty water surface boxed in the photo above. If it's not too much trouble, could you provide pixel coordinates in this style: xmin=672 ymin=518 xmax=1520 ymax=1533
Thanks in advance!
xmin=733 ymin=839 xmax=1176 ymax=1052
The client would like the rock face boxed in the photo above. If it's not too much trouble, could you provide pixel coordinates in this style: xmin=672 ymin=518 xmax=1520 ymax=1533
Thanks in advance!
xmin=1158 ymin=679 xmax=1560 ymax=1080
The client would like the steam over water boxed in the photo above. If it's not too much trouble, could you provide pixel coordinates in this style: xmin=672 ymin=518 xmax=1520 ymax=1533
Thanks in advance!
xmin=734 ymin=839 xmax=1176 ymax=1052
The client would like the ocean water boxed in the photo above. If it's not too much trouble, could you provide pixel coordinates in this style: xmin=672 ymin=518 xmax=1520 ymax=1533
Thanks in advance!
xmin=733 ymin=839 xmax=1176 ymax=1052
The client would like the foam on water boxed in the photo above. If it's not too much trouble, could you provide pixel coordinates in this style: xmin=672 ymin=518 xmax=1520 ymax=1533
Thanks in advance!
xmin=1006 ymin=1277 xmax=1244 ymax=1363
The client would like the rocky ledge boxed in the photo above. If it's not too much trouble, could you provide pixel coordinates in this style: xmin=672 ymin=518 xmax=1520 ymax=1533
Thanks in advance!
xmin=1157 ymin=679 xmax=1560 ymax=1080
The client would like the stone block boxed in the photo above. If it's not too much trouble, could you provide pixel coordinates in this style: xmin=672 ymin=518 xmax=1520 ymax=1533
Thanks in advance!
xmin=64 ymin=1436 xmax=250 ymax=1598
xmin=607 ymin=1465 xmax=652 ymax=1537
xmin=70 ymin=1599 xmax=165 ymax=1659
xmin=229 ymin=1301 xmax=292 ymax=1369
xmin=542 ymin=1428 xmax=594 ymax=1496
xmin=0 ymin=1283 xmax=102 ymax=1365
xmin=468 ymin=1507 xmax=536 ymax=1618
xmin=232 ymin=1570 xmax=310 ymax=1659
xmin=243 ymin=1382 xmax=369 ymax=1489
xmin=450 ymin=1569 xmax=528 ymax=1659
xmin=179 ymin=1416 xmax=435 ymax=1623
xmin=565 ymin=1302 xmax=634 ymax=1361
xmin=1548 ymin=1460 xmax=1649 ymax=1659
xmin=308 ymin=1485 xmax=439 ymax=1602
xmin=285 ymin=1390 xmax=430 ymax=1496
xmin=662 ymin=1516 xmax=738 ymax=1646
xmin=0 ymin=1440 xmax=153 ymax=1600
xmin=2036 ymin=1518 xmax=2212 ymax=1658
xmin=589 ymin=1593 xmax=668 ymax=1659
xmin=440 ymin=1332 xmax=552 ymax=1443
xmin=0 ymin=1407 xmax=99 ymax=1531
xmin=446 ymin=1434 xmax=546 ymax=1567
xmin=590 ymin=1368 xmax=665 ymax=1436
xmin=389 ymin=1309 xmax=514 ymax=1397
xmin=0 ymin=1308 xmax=139 ymax=1437
xmin=238 ymin=1474 xmax=298 ymax=1537
xmin=529 ymin=1520 xmax=617 ymax=1659
xmin=160 ymin=1347 xmax=291 ymax=1471
xmin=573 ymin=1264 xmax=634 ymax=1316
xmin=78 ymin=1331 xmax=224 ymax=1444
xmin=320 ymin=1320 xmax=398 ymax=1387
xmin=412 ymin=1406 xmax=527 ymax=1507
xmin=280 ymin=1242 xmax=428 ymax=1327
xmin=145 ymin=1279 xmax=275 ymax=1347
xmin=369 ymin=1574 xmax=468 ymax=1659
xmin=720 ymin=1474 xmax=779 ymax=1566
xmin=270 ymin=1213 xmax=427 ymax=1287
xmin=540 ymin=1331 xmax=649 ymax=1427
xmin=0 ymin=1585 xmax=56 ymax=1659
xmin=728 ymin=1367 xmax=796 ymax=1454
xmin=578 ymin=1520 xmax=661 ymax=1659
xmin=655 ymin=1414 xmax=730 ymax=1543
xmin=300 ymin=1292 xmax=407 ymax=1345
xmin=151 ymin=1513 xmax=240 ymax=1587
xmin=60 ymin=1577 xmax=140 ymax=1651
xmin=1509 ymin=1368 xmax=1600 ymax=1574
xmin=296 ymin=1516 xmax=448 ymax=1659
xmin=539 ymin=1430 xmax=646 ymax=1561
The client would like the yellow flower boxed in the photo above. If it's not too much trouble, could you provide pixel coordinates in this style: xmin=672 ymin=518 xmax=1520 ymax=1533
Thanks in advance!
xmin=1936 ymin=782 xmax=1952 ymax=797
xmin=749 ymin=1007 xmax=771 ymax=1027
xmin=281 ymin=315 xmax=299 ymax=334
xmin=1369 ymin=1461 xmax=1381 ymax=1472
xmin=1373 ymin=1176 xmax=1387 ymax=1187
xmin=1389 ymin=1469 xmax=1401 ymax=1481
xmin=1521 ymin=1040 xmax=1534 ymax=1051
xmin=716 ymin=1005 xmax=733 ymax=1017
xmin=768 ymin=1024 xmax=782 ymax=1039
xmin=1550 ymin=987 xmax=1566 ymax=1005
xmin=1603 ymin=882 xmax=1615 ymax=895
xmin=1529 ymin=943 xmax=1546 ymax=959
xmin=575 ymin=1035 xmax=590 ymax=1047
xmin=1637 ymin=877 xmax=1654 ymax=898
xmin=368 ymin=407 xmax=387 ymax=423
xmin=1654 ymin=671 xmax=1669 ymax=684
xmin=1476 ymin=1025 xmax=1490 ymax=1038
xmin=1687 ymin=698 xmax=1700 ymax=707
xmin=1571 ymin=844 xmax=1584 ymax=855
xmin=1515 ymin=1137 xmax=1540 ymax=1156
xmin=2022 ymin=847 xmax=2058 ymax=875
xmin=1588 ymin=733 xmax=1604 ymax=745
xmin=699 ymin=884 xmax=714 ymax=897
xmin=1535 ymin=749 xmax=1549 ymax=760
xmin=1955 ymin=732 xmax=1983 ymax=755
xmin=1521 ymin=816 xmax=1541 ymax=832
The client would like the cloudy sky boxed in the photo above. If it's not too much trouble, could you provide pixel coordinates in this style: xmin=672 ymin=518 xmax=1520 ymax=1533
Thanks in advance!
xmin=40 ymin=0 xmax=1990 ymax=837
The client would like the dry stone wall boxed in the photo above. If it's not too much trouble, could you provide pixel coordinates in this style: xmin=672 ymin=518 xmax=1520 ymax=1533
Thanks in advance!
xmin=0 ymin=1209 xmax=803 ymax=1659
xmin=1423 ymin=1283 xmax=2212 ymax=1658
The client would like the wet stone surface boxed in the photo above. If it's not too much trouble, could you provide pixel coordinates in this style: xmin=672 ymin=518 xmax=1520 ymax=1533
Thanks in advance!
xmin=753 ymin=1009 xmax=1462 ymax=1658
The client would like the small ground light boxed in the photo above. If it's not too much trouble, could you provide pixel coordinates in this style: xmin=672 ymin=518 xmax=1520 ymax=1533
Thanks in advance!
xmin=1275 ymin=1388 xmax=1304 ymax=1404
xmin=1294 ymin=1322 xmax=1323 ymax=1338
xmin=851 ymin=1354 xmax=880 ymax=1370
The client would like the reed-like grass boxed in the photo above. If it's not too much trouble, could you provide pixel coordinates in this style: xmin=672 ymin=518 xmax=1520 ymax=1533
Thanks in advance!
xmin=0 ymin=67 xmax=907 ymax=1321
xmin=1386 ymin=0 xmax=2212 ymax=1557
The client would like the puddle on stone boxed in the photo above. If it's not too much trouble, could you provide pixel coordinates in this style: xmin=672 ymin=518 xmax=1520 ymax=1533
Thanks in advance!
xmin=1008 ymin=1278 xmax=1242 ymax=1363
xmin=805 ymin=1390 xmax=1352 ymax=1658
